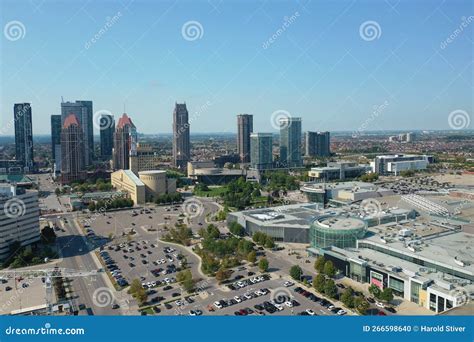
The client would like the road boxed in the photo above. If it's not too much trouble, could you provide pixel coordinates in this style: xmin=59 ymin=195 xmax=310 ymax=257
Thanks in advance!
xmin=55 ymin=215 xmax=122 ymax=315
xmin=37 ymin=174 xmax=132 ymax=315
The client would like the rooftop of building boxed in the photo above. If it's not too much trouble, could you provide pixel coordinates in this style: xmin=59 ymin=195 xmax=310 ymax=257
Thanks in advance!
xmin=230 ymin=200 xmax=416 ymax=229
xmin=362 ymin=225 xmax=474 ymax=276
xmin=250 ymin=132 xmax=273 ymax=137
xmin=301 ymin=181 xmax=376 ymax=192
xmin=190 ymin=168 xmax=246 ymax=176
xmin=73 ymin=191 xmax=127 ymax=200
xmin=344 ymin=246 xmax=473 ymax=293
xmin=0 ymin=174 xmax=35 ymax=184
xmin=116 ymin=113 xmax=135 ymax=129
xmin=231 ymin=199 xmax=473 ymax=275
xmin=238 ymin=203 xmax=321 ymax=228
xmin=376 ymin=154 xmax=431 ymax=159
xmin=138 ymin=170 xmax=167 ymax=176
xmin=279 ymin=117 xmax=302 ymax=122
xmin=315 ymin=215 xmax=367 ymax=231
xmin=113 ymin=169 xmax=144 ymax=186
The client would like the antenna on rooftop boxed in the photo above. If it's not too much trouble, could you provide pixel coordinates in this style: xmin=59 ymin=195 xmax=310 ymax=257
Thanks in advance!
xmin=61 ymin=96 xmax=64 ymax=103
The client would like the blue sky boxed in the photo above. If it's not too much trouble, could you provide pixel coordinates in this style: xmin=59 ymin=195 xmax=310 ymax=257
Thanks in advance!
xmin=1 ymin=0 xmax=472 ymax=134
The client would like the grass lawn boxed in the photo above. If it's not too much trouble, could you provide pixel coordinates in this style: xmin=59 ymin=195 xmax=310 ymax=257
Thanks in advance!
xmin=194 ymin=186 xmax=227 ymax=197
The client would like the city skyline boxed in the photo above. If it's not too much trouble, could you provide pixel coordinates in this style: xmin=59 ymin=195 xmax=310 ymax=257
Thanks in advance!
xmin=1 ymin=1 xmax=472 ymax=135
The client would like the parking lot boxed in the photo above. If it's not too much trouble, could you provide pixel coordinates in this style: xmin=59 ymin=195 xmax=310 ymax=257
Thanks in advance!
xmin=81 ymin=205 xmax=186 ymax=242
xmin=208 ymin=277 xmax=341 ymax=316
xmin=97 ymin=238 xmax=202 ymax=304
xmin=141 ymin=259 xmax=341 ymax=317
xmin=0 ymin=276 xmax=51 ymax=315
xmin=74 ymin=200 xmax=397 ymax=316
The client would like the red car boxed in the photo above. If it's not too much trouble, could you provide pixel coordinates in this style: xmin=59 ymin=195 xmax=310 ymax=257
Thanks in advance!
xmin=239 ymin=309 xmax=248 ymax=316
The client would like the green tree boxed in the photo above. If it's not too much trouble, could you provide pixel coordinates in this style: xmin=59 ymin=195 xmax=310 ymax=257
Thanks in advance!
xmin=359 ymin=172 xmax=379 ymax=182
xmin=258 ymin=258 xmax=269 ymax=272
xmin=324 ymin=279 xmax=338 ymax=298
xmin=88 ymin=202 xmax=96 ymax=211
xmin=313 ymin=274 xmax=326 ymax=293
xmin=354 ymin=296 xmax=369 ymax=315
xmin=323 ymin=260 xmax=336 ymax=278
xmin=369 ymin=284 xmax=381 ymax=298
xmin=247 ymin=251 xmax=257 ymax=264
xmin=134 ymin=287 xmax=148 ymax=306
xmin=206 ymin=224 xmax=220 ymax=239
xmin=215 ymin=267 xmax=231 ymax=283
xmin=55 ymin=188 xmax=60 ymax=196
xmin=380 ymin=288 xmax=394 ymax=303
xmin=176 ymin=270 xmax=195 ymax=293
xmin=314 ymin=256 xmax=326 ymax=273
xmin=340 ymin=287 xmax=354 ymax=308
xmin=128 ymin=279 xmax=148 ymax=306
xmin=289 ymin=265 xmax=303 ymax=281
xmin=264 ymin=236 xmax=275 ymax=249
xmin=229 ymin=221 xmax=245 ymax=236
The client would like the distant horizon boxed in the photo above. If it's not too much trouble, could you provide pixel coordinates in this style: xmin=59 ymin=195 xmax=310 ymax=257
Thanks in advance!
xmin=0 ymin=128 xmax=472 ymax=143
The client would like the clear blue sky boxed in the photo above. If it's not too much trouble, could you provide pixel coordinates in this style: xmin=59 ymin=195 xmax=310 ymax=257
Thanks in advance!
xmin=1 ymin=0 xmax=472 ymax=134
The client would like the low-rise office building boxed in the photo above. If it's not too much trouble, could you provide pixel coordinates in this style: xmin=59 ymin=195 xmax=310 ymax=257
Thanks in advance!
xmin=372 ymin=154 xmax=434 ymax=175
xmin=301 ymin=181 xmax=393 ymax=205
xmin=308 ymin=161 xmax=371 ymax=182
xmin=0 ymin=185 xmax=40 ymax=261
xmin=187 ymin=161 xmax=246 ymax=185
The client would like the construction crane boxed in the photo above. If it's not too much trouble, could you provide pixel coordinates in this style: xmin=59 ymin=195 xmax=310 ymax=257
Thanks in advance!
xmin=0 ymin=267 xmax=102 ymax=315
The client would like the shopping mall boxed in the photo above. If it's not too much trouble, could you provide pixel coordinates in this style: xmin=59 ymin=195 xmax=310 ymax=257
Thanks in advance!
xmin=228 ymin=195 xmax=474 ymax=313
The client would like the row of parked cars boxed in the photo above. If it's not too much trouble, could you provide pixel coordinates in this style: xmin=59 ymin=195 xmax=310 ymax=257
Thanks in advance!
xmin=141 ymin=276 xmax=176 ymax=289
xmin=228 ymin=274 xmax=270 ymax=291
xmin=99 ymin=250 xmax=128 ymax=287
xmin=293 ymin=286 xmax=346 ymax=315
xmin=213 ymin=288 xmax=271 ymax=309
xmin=253 ymin=297 xmax=301 ymax=314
